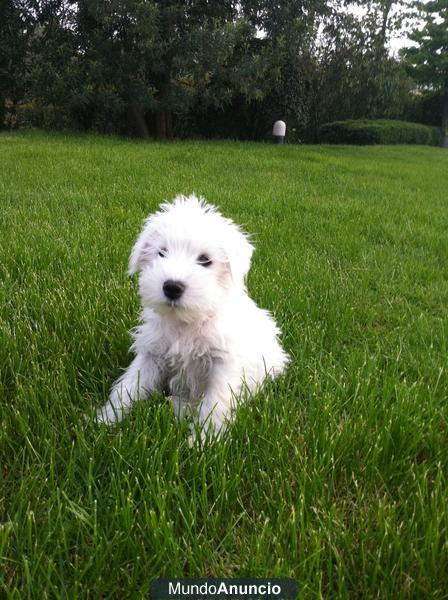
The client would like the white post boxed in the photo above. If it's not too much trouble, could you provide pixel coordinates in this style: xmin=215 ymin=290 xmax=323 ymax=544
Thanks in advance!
xmin=273 ymin=120 xmax=286 ymax=144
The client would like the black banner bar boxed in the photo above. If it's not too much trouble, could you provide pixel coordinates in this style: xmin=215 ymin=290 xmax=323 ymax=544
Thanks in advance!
xmin=149 ymin=578 xmax=298 ymax=600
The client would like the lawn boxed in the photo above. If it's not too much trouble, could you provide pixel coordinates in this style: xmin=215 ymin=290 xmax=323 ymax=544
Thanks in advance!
xmin=1 ymin=131 xmax=447 ymax=599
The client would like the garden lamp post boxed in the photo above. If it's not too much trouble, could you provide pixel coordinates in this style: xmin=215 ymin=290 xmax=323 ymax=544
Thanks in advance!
xmin=273 ymin=120 xmax=286 ymax=144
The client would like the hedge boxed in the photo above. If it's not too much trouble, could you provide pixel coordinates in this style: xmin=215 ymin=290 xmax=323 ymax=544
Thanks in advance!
xmin=319 ymin=119 xmax=440 ymax=146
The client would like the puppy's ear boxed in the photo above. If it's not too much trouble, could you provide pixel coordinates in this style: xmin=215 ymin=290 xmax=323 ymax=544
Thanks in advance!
xmin=128 ymin=219 xmax=157 ymax=275
xmin=225 ymin=228 xmax=254 ymax=287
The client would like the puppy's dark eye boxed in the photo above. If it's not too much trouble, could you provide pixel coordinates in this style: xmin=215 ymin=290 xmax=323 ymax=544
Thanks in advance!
xmin=197 ymin=254 xmax=212 ymax=267
xmin=158 ymin=248 xmax=167 ymax=258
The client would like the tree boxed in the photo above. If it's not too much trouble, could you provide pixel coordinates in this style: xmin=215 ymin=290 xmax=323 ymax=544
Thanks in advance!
xmin=24 ymin=1 xmax=81 ymax=129
xmin=313 ymin=6 xmax=411 ymax=122
xmin=73 ymin=0 xmax=267 ymax=137
xmin=245 ymin=0 xmax=411 ymax=141
xmin=4 ymin=0 xmax=418 ymax=139
xmin=402 ymin=0 xmax=448 ymax=147
xmin=0 ymin=0 xmax=33 ymax=127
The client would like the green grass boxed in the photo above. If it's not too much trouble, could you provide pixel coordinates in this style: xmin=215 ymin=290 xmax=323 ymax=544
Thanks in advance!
xmin=1 ymin=131 xmax=448 ymax=599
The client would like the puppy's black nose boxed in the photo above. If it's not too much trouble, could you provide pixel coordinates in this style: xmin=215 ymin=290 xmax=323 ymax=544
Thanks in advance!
xmin=163 ymin=280 xmax=185 ymax=301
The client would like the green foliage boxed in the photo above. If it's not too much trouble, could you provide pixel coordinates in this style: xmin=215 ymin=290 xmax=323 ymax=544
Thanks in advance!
xmin=1 ymin=131 xmax=448 ymax=596
xmin=401 ymin=0 xmax=448 ymax=144
xmin=319 ymin=119 xmax=439 ymax=145
xmin=0 ymin=0 xmax=32 ymax=127
xmin=175 ymin=3 xmax=413 ymax=142
xmin=21 ymin=0 xmax=266 ymax=137
xmin=403 ymin=0 xmax=448 ymax=90
xmin=301 ymin=8 xmax=412 ymax=141
xmin=405 ymin=90 xmax=446 ymax=131
xmin=3 ymin=0 xmax=419 ymax=139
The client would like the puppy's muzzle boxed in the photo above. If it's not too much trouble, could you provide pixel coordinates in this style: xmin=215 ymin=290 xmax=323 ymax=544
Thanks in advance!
xmin=163 ymin=280 xmax=185 ymax=301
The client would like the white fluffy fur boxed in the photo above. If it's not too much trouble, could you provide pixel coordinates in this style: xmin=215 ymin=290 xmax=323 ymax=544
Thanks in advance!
xmin=96 ymin=194 xmax=288 ymax=439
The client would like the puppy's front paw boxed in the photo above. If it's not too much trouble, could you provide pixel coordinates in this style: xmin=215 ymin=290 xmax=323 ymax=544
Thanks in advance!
xmin=187 ymin=429 xmax=206 ymax=449
xmin=95 ymin=402 xmax=120 ymax=425
xmin=187 ymin=421 xmax=224 ymax=447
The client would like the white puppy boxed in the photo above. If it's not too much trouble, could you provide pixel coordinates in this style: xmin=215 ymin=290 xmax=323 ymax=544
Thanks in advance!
xmin=96 ymin=194 xmax=288 ymax=439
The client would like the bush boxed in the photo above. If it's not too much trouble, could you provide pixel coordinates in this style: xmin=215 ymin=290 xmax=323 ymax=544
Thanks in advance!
xmin=319 ymin=119 xmax=440 ymax=146
xmin=14 ymin=102 xmax=69 ymax=130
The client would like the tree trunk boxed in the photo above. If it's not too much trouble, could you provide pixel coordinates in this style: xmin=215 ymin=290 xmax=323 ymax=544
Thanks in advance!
xmin=379 ymin=0 xmax=393 ymax=52
xmin=155 ymin=111 xmax=166 ymax=138
xmin=127 ymin=103 xmax=150 ymax=138
xmin=442 ymin=91 xmax=448 ymax=148
xmin=0 ymin=96 xmax=6 ymax=129
xmin=154 ymin=111 xmax=173 ymax=139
